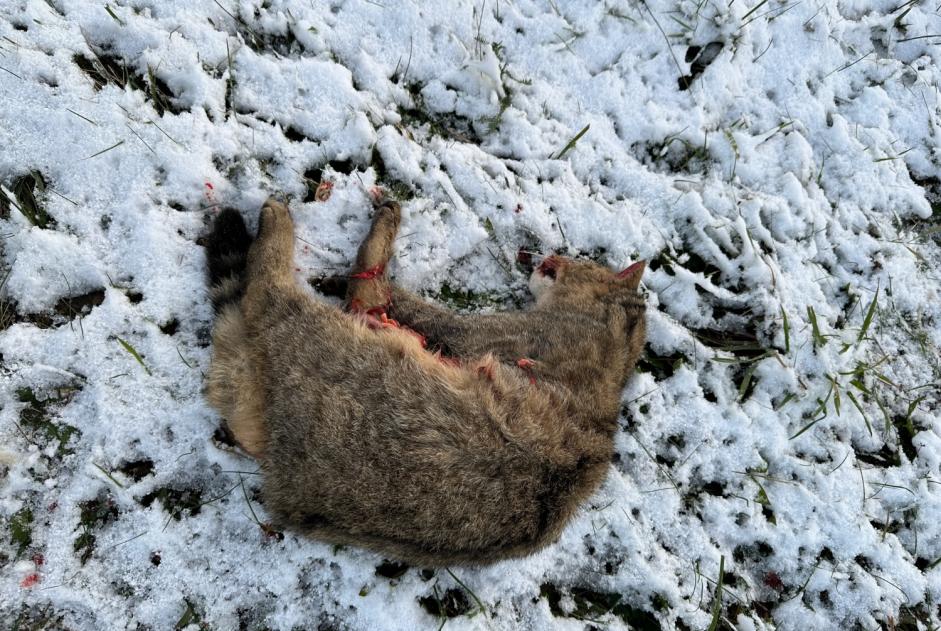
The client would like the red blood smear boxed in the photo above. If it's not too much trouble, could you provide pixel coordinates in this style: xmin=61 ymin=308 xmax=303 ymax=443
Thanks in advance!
xmin=350 ymin=263 xmax=385 ymax=280
xmin=21 ymin=573 xmax=40 ymax=588
xmin=537 ymin=257 xmax=558 ymax=279
xmin=205 ymin=182 xmax=214 ymax=190
xmin=516 ymin=358 xmax=537 ymax=384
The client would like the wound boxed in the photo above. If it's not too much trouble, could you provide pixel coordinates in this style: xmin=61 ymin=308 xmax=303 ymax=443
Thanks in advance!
xmin=516 ymin=358 xmax=537 ymax=384
xmin=537 ymin=257 xmax=558 ymax=279
xmin=350 ymin=263 xmax=386 ymax=280
xmin=315 ymin=180 xmax=333 ymax=202
xmin=360 ymin=310 xmax=427 ymax=348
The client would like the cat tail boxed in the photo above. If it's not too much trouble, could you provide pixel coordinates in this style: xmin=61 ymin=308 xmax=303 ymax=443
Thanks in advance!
xmin=205 ymin=208 xmax=253 ymax=313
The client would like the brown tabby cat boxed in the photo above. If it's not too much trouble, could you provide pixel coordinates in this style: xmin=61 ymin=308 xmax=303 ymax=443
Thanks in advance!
xmin=204 ymin=195 xmax=646 ymax=566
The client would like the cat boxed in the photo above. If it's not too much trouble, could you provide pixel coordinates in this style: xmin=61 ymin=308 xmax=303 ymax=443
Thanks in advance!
xmin=203 ymin=195 xmax=646 ymax=566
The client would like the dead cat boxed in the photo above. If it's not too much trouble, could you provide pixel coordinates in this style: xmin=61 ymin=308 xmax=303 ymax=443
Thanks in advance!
xmin=203 ymin=195 xmax=646 ymax=566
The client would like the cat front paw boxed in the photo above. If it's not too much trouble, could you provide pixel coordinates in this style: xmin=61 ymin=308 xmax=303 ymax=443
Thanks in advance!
xmin=259 ymin=197 xmax=293 ymax=235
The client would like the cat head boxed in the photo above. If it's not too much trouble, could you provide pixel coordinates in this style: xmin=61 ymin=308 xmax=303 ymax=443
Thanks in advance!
xmin=527 ymin=255 xmax=645 ymax=308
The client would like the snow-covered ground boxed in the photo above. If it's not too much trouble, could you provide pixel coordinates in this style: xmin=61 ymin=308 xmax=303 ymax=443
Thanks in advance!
xmin=1 ymin=0 xmax=940 ymax=628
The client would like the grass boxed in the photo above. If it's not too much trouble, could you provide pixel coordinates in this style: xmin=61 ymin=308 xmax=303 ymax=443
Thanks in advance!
xmin=93 ymin=462 xmax=126 ymax=489
xmin=0 ymin=287 xmax=105 ymax=333
xmin=632 ymin=187 xmax=932 ymax=620
xmin=0 ymin=170 xmax=53 ymax=228
xmin=644 ymin=129 xmax=711 ymax=175
xmin=552 ymin=123 xmax=590 ymax=159
xmin=9 ymin=605 xmax=64 ymax=630
xmin=445 ymin=569 xmax=487 ymax=618
xmin=707 ymin=556 xmax=725 ymax=631
xmin=174 ymin=598 xmax=208 ymax=630
xmin=722 ymin=128 xmax=739 ymax=180
xmin=104 ymin=4 xmax=125 ymax=25
xmin=139 ymin=486 xmax=206 ymax=521
xmin=397 ymin=83 xmax=482 ymax=144
xmin=481 ymin=41 xmax=530 ymax=133
xmin=640 ymin=0 xmax=686 ymax=88
xmin=857 ymin=287 xmax=879 ymax=342
xmin=432 ymin=283 xmax=508 ymax=312
xmin=419 ymin=586 xmax=473 ymax=620
xmin=238 ymin=474 xmax=283 ymax=540
xmin=83 ymin=139 xmax=126 ymax=160
xmin=72 ymin=46 xmax=184 ymax=123
xmin=369 ymin=147 xmax=416 ymax=201
xmin=10 ymin=506 xmax=33 ymax=558
xmin=213 ymin=0 xmax=299 ymax=56
xmin=636 ymin=348 xmax=687 ymax=381
xmin=806 ymin=305 xmax=827 ymax=348
xmin=540 ymin=582 xmax=664 ymax=629
xmin=117 ymin=337 xmax=151 ymax=375
xmin=74 ymin=494 xmax=119 ymax=564
xmin=784 ymin=278 xmax=936 ymax=457
xmin=16 ymin=386 xmax=81 ymax=456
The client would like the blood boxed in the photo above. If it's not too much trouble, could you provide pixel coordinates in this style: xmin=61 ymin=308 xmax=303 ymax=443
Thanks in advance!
xmin=204 ymin=181 xmax=217 ymax=204
xmin=20 ymin=573 xmax=40 ymax=588
xmin=516 ymin=358 xmax=537 ymax=384
xmin=350 ymin=263 xmax=385 ymax=280
xmin=315 ymin=180 xmax=333 ymax=202
xmin=537 ymin=257 xmax=558 ymax=279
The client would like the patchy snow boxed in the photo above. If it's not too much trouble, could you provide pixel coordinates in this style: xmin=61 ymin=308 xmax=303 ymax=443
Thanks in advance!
xmin=1 ymin=0 xmax=940 ymax=628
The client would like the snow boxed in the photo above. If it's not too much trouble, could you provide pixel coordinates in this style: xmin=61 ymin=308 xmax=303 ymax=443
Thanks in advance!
xmin=1 ymin=0 xmax=940 ymax=628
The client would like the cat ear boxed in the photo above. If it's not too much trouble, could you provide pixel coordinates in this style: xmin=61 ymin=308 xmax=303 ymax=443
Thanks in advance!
xmin=615 ymin=260 xmax=645 ymax=289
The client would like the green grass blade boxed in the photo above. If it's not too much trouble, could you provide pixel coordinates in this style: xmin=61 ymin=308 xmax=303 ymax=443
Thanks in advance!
xmin=846 ymin=391 xmax=872 ymax=436
xmin=117 ymin=337 xmax=150 ymax=375
xmin=707 ymin=555 xmax=725 ymax=631
xmin=84 ymin=139 xmax=125 ymax=160
xmin=828 ymin=376 xmax=841 ymax=416
xmin=741 ymin=0 xmax=770 ymax=21
xmin=774 ymin=392 xmax=796 ymax=411
xmin=790 ymin=417 xmax=823 ymax=440
xmin=807 ymin=305 xmax=826 ymax=348
xmin=553 ymin=124 xmax=590 ymax=159
xmin=446 ymin=569 xmax=488 ymax=617
xmin=92 ymin=462 xmax=126 ymax=488
xmin=738 ymin=361 xmax=759 ymax=401
xmin=105 ymin=4 xmax=125 ymax=25
xmin=857 ymin=287 xmax=878 ymax=343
